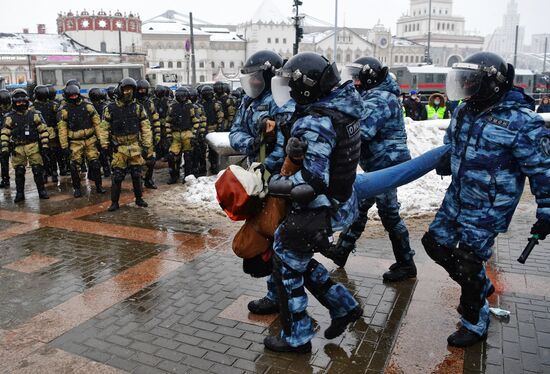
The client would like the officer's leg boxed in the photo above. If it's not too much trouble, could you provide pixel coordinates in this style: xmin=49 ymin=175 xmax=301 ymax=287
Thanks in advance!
xmin=182 ymin=131 xmax=193 ymax=183
xmin=167 ymin=134 xmax=181 ymax=184
xmin=323 ymin=197 xmax=375 ymax=267
xmin=0 ymin=151 xmax=10 ymax=188
xmin=130 ymin=165 xmax=148 ymax=208
xmin=208 ymin=145 xmax=218 ymax=174
xmin=143 ymin=156 xmax=157 ymax=189
xmin=198 ymin=141 xmax=207 ymax=177
xmin=303 ymin=258 xmax=362 ymax=339
xmin=13 ymin=153 xmax=26 ymax=202
xmin=108 ymin=167 xmax=125 ymax=212
xmin=376 ymin=190 xmax=416 ymax=282
xmin=247 ymin=274 xmax=280 ymax=315
xmin=97 ymin=141 xmax=111 ymax=178
xmin=70 ymin=161 xmax=82 ymax=198
xmin=29 ymin=147 xmax=48 ymax=200
xmin=86 ymin=142 xmax=105 ymax=194
xmin=49 ymin=144 xmax=59 ymax=183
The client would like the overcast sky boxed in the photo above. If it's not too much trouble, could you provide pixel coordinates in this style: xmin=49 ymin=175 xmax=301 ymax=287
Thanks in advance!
xmin=4 ymin=0 xmax=549 ymax=41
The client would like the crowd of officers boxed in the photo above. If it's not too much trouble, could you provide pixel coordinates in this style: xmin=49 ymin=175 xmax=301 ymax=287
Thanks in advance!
xmin=0 ymin=79 xmax=242 ymax=210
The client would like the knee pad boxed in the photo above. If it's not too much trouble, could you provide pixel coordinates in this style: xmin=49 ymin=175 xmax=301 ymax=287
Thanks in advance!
xmin=112 ymin=168 xmax=126 ymax=184
xmin=453 ymin=244 xmax=484 ymax=282
xmin=422 ymin=231 xmax=453 ymax=268
xmin=15 ymin=166 xmax=26 ymax=177
xmin=304 ymin=259 xmax=335 ymax=297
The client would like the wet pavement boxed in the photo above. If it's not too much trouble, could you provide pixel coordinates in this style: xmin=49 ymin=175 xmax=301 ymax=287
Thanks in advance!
xmin=0 ymin=171 xmax=548 ymax=373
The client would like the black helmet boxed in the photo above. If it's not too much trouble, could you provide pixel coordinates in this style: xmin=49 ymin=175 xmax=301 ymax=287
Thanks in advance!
xmin=136 ymin=79 xmax=150 ymax=99
xmin=231 ymin=87 xmax=243 ymax=98
xmin=154 ymin=85 xmax=169 ymax=98
xmin=46 ymin=85 xmax=57 ymax=100
xmin=201 ymin=85 xmax=214 ymax=100
xmin=175 ymin=87 xmax=190 ymax=103
xmin=11 ymin=88 xmax=30 ymax=111
xmin=189 ymin=87 xmax=199 ymax=102
xmin=63 ymin=84 xmax=81 ymax=103
xmin=119 ymin=77 xmax=137 ymax=102
xmin=213 ymin=81 xmax=224 ymax=96
xmin=0 ymin=89 xmax=11 ymax=106
xmin=88 ymin=87 xmax=107 ymax=102
xmin=240 ymin=50 xmax=283 ymax=98
xmin=343 ymin=57 xmax=388 ymax=91
xmin=223 ymin=83 xmax=231 ymax=95
xmin=272 ymin=52 xmax=340 ymax=106
xmin=65 ymin=79 xmax=81 ymax=88
xmin=106 ymin=86 xmax=116 ymax=100
xmin=34 ymin=85 xmax=50 ymax=101
xmin=446 ymin=52 xmax=514 ymax=108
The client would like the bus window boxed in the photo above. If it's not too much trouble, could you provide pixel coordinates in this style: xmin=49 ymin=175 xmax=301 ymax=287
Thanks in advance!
xmin=129 ymin=68 xmax=142 ymax=80
xmin=62 ymin=70 xmax=83 ymax=85
xmin=83 ymin=69 xmax=103 ymax=84
xmin=516 ymin=76 xmax=523 ymax=83
xmin=424 ymin=74 xmax=434 ymax=83
xmin=436 ymin=74 xmax=446 ymax=82
xmin=103 ymin=69 xmax=123 ymax=84
xmin=412 ymin=75 xmax=417 ymax=85
xmin=162 ymin=74 xmax=178 ymax=83
xmin=396 ymin=70 xmax=404 ymax=78
xmin=145 ymin=74 xmax=157 ymax=87
xmin=41 ymin=70 xmax=57 ymax=85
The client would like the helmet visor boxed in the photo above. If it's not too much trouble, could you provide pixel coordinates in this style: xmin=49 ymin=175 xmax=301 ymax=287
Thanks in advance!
xmin=446 ymin=65 xmax=484 ymax=101
xmin=240 ymin=71 xmax=265 ymax=99
xmin=271 ymin=76 xmax=291 ymax=107
xmin=341 ymin=64 xmax=362 ymax=85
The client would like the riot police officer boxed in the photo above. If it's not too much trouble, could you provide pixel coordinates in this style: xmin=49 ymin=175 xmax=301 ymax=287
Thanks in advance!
xmin=200 ymin=85 xmax=224 ymax=174
xmin=189 ymin=87 xmax=208 ymax=176
xmin=100 ymin=78 xmax=153 ymax=212
xmin=136 ymin=80 xmax=161 ymax=189
xmin=0 ymin=89 xmax=12 ymax=188
xmin=424 ymin=52 xmax=550 ymax=347
xmin=261 ymin=52 xmax=364 ymax=352
xmin=1 ymin=89 xmax=50 ymax=202
xmin=325 ymin=57 xmax=416 ymax=282
xmin=165 ymin=87 xmax=199 ymax=184
xmin=34 ymin=85 xmax=61 ymax=184
xmin=89 ymin=87 xmax=111 ymax=178
xmin=152 ymin=85 xmax=171 ymax=160
xmin=213 ymin=81 xmax=237 ymax=131
xmin=57 ymin=85 xmax=105 ymax=197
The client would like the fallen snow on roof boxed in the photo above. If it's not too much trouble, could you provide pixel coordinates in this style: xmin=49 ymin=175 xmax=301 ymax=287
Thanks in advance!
xmin=250 ymin=0 xmax=291 ymax=24
xmin=142 ymin=20 xmax=208 ymax=35
xmin=0 ymin=33 xmax=91 ymax=55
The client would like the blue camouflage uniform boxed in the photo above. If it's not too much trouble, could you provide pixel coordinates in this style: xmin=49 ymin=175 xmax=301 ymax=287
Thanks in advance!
xmin=229 ymin=91 xmax=294 ymax=302
xmin=269 ymin=82 xmax=364 ymax=347
xmin=229 ymin=92 xmax=294 ymax=174
xmin=340 ymin=75 xmax=414 ymax=263
xmin=428 ymin=87 xmax=550 ymax=336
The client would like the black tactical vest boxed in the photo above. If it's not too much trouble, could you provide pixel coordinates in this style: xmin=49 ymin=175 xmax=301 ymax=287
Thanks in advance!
xmin=66 ymin=102 xmax=93 ymax=132
xmin=10 ymin=110 xmax=40 ymax=143
xmin=92 ymin=101 xmax=107 ymax=119
xmin=202 ymin=100 xmax=217 ymax=126
xmin=294 ymin=107 xmax=361 ymax=202
xmin=153 ymin=97 xmax=169 ymax=119
xmin=138 ymin=98 xmax=155 ymax=124
xmin=170 ymin=103 xmax=193 ymax=131
xmin=109 ymin=102 xmax=141 ymax=136
xmin=32 ymin=100 xmax=56 ymax=126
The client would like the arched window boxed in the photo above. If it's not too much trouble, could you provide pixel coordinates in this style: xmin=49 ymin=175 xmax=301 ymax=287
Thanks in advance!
xmin=395 ymin=55 xmax=399 ymax=63
xmin=451 ymin=24 xmax=455 ymax=31
xmin=267 ymin=37 xmax=271 ymax=43
xmin=100 ymin=41 xmax=107 ymax=52
xmin=437 ymin=23 xmax=440 ymax=30
xmin=220 ymin=61 xmax=225 ymax=68
xmin=159 ymin=61 xmax=164 ymax=68
xmin=168 ymin=61 xmax=173 ymax=68
xmin=177 ymin=61 xmax=182 ymax=68
xmin=199 ymin=75 xmax=205 ymax=82
xmin=230 ymin=61 xmax=235 ymax=68
xmin=405 ymin=56 xmax=409 ymax=63
xmin=345 ymin=54 xmax=351 ymax=63
xmin=275 ymin=38 xmax=279 ymax=43
xmin=211 ymin=61 xmax=215 ymax=68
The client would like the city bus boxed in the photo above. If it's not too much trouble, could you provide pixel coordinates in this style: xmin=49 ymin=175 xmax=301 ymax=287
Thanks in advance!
xmin=35 ymin=64 xmax=144 ymax=93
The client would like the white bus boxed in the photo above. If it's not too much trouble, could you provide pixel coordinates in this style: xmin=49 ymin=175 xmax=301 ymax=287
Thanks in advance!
xmin=35 ymin=64 xmax=144 ymax=93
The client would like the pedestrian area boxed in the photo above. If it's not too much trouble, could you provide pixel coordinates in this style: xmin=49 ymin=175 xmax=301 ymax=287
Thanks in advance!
xmin=0 ymin=174 xmax=548 ymax=373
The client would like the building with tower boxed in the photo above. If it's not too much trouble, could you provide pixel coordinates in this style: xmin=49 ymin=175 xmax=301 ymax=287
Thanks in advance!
xmin=396 ymin=0 xmax=484 ymax=66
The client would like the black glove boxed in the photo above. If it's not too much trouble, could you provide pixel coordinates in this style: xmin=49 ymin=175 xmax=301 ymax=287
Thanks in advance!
xmin=286 ymin=137 xmax=308 ymax=160
xmin=101 ymin=147 xmax=112 ymax=160
xmin=41 ymin=148 xmax=51 ymax=165
xmin=531 ymin=219 xmax=550 ymax=240
xmin=62 ymin=148 xmax=71 ymax=160
xmin=435 ymin=150 xmax=451 ymax=176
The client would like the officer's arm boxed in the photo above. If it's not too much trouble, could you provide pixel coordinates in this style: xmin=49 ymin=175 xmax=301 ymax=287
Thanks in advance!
xmin=360 ymin=96 xmax=391 ymax=141
xmin=35 ymin=113 xmax=49 ymax=149
xmin=216 ymin=102 xmax=224 ymax=128
xmin=99 ymin=108 xmax=111 ymax=150
xmin=57 ymin=108 xmax=69 ymax=149
xmin=512 ymin=118 xmax=550 ymax=221
xmin=228 ymin=101 xmax=253 ymax=153
xmin=150 ymin=103 xmax=161 ymax=144
xmin=139 ymin=106 xmax=153 ymax=151
xmin=190 ymin=107 xmax=200 ymax=137
xmin=88 ymin=104 xmax=103 ymax=140
xmin=264 ymin=102 xmax=294 ymax=174
xmin=227 ymin=100 xmax=236 ymax=127
xmin=1 ymin=117 xmax=12 ymax=153
xmin=165 ymin=106 xmax=173 ymax=138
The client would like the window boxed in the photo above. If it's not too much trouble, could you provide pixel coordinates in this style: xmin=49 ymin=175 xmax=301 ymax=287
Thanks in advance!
xmin=451 ymin=24 xmax=455 ymax=31
xmin=128 ymin=68 xmax=142 ymax=80
xmin=62 ymin=70 xmax=83 ymax=84
xmin=220 ymin=61 xmax=225 ymax=68
xmin=199 ymin=75 xmax=205 ymax=82
xmin=283 ymin=38 xmax=287 ymax=43
xmin=267 ymin=37 xmax=271 ymax=43
xmin=405 ymin=56 xmax=409 ymax=63
xmin=103 ymin=69 xmax=123 ymax=83
xmin=275 ymin=38 xmax=279 ymax=43
xmin=436 ymin=74 xmax=446 ymax=83
xmin=168 ymin=61 xmax=173 ymax=68
xmin=211 ymin=61 xmax=215 ymax=68
xmin=41 ymin=70 xmax=57 ymax=85
xmin=336 ymin=53 xmax=342 ymax=63
xmin=159 ymin=61 xmax=165 ymax=68
xmin=100 ymin=42 xmax=107 ymax=52
xmin=199 ymin=61 xmax=205 ymax=68
xmin=162 ymin=73 xmax=177 ymax=83
xmin=399 ymin=55 xmax=403 ymax=63
xmin=177 ymin=61 xmax=182 ymax=68
xmin=439 ymin=9 xmax=441 ymax=14
xmin=396 ymin=70 xmax=404 ymax=78
xmin=83 ymin=69 xmax=102 ymax=84
xmin=445 ymin=9 xmax=448 ymax=14
xmin=424 ymin=74 xmax=434 ymax=83
xmin=345 ymin=54 xmax=351 ymax=63
xmin=230 ymin=61 xmax=235 ymax=68
xmin=406 ymin=25 xmax=409 ymax=32
xmin=395 ymin=55 xmax=399 ymax=63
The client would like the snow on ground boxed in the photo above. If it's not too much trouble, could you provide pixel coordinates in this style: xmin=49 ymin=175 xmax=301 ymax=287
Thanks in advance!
xmin=152 ymin=120 xmax=451 ymax=220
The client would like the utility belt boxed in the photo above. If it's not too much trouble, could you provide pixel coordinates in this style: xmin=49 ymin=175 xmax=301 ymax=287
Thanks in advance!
xmin=12 ymin=139 xmax=39 ymax=146
xmin=68 ymin=128 xmax=95 ymax=141
xmin=111 ymin=134 xmax=140 ymax=146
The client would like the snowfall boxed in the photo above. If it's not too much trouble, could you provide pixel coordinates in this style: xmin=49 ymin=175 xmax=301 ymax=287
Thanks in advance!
xmin=150 ymin=119 xmax=451 ymax=221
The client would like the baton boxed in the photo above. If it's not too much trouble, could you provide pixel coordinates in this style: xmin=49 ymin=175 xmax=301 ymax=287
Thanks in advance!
xmin=517 ymin=235 xmax=540 ymax=264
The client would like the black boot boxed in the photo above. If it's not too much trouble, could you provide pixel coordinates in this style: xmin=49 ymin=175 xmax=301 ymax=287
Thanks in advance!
xmin=167 ymin=154 xmax=179 ymax=184
xmin=143 ymin=158 xmax=157 ymax=189
xmin=447 ymin=326 xmax=487 ymax=347
xmin=382 ymin=259 xmax=417 ymax=282
xmin=108 ymin=179 xmax=122 ymax=212
xmin=264 ymin=336 xmax=311 ymax=353
xmin=70 ymin=163 xmax=82 ymax=198
xmin=32 ymin=165 xmax=49 ymax=199
xmin=247 ymin=297 xmax=279 ymax=315
xmin=182 ymin=151 xmax=193 ymax=184
xmin=131 ymin=169 xmax=148 ymax=208
xmin=14 ymin=166 xmax=25 ymax=203
xmin=89 ymin=160 xmax=106 ymax=194
xmin=324 ymin=306 xmax=363 ymax=339
xmin=321 ymin=232 xmax=356 ymax=268
xmin=0 ymin=155 xmax=9 ymax=188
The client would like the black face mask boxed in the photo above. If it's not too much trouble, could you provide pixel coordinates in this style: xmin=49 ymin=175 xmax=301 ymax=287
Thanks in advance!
xmin=14 ymin=101 xmax=28 ymax=112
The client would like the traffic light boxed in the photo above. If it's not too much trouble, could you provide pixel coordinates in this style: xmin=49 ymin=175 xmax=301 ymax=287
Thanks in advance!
xmin=297 ymin=26 xmax=303 ymax=41
xmin=294 ymin=0 xmax=303 ymax=6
